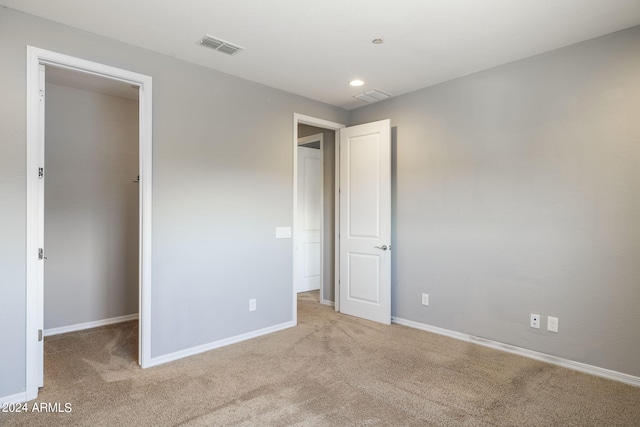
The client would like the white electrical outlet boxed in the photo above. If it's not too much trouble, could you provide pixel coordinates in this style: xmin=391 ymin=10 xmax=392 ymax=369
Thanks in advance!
xmin=249 ymin=299 xmax=256 ymax=312
xmin=547 ymin=316 xmax=559 ymax=333
xmin=421 ymin=293 xmax=429 ymax=306
xmin=530 ymin=314 xmax=540 ymax=329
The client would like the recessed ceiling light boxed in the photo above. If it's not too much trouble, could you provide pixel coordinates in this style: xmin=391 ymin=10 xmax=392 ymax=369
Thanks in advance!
xmin=349 ymin=79 xmax=365 ymax=87
xmin=372 ymin=38 xmax=384 ymax=44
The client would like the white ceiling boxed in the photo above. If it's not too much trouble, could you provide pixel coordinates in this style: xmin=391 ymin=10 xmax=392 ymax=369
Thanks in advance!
xmin=4 ymin=0 xmax=640 ymax=110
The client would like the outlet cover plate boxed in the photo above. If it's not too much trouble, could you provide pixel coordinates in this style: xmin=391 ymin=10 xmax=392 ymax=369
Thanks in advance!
xmin=421 ymin=293 xmax=429 ymax=306
xmin=249 ymin=299 xmax=256 ymax=312
xmin=530 ymin=314 xmax=540 ymax=329
xmin=275 ymin=227 xmax=292 ymax=239
xmin=547 ymin=316 xmax=559 ymax=332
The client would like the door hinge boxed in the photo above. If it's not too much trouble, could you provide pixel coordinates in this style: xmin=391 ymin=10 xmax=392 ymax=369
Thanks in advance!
xmin=38 ymin=329 xmax=43 ymax=342
xmin=38 ymin=167 xmax=44 ymax=179
xmin=38 ymin=248 xmax=44 ymax=260
xmin=39 ymin=89 xmax=45 ymax=102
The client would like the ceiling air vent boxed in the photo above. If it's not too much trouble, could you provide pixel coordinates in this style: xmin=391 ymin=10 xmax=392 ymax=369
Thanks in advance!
xmin=354 ymin=89 xmax=392 ymax=103
xmin=199 ymin=34 xmax=244 ymax=55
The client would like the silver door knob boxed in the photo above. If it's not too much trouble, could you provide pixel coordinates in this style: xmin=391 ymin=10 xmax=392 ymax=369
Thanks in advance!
xmin=375 ymin=245 xmax=388 ymax=251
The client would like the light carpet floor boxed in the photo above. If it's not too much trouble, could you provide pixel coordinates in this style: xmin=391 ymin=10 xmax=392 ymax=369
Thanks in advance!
xmin=2 ymin=291 xmax=639 ymax=426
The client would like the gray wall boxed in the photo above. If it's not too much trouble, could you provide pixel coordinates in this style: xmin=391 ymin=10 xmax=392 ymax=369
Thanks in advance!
xmin=0 ymin=6 xmax=347 ymax=398
xmin=44 ymin=82 xmax=139 ymax=330
xmin=349 ymin=26 xmax=640 ymax=377
xmin=298 ymin=124 xmax=336 ymax=303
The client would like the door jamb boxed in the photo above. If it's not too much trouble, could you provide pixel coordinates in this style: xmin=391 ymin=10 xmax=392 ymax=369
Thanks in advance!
xmin=26 ymin=46 xmax=153 ymax=400
xmin=292 ymin=114 xmax=344 ymax=324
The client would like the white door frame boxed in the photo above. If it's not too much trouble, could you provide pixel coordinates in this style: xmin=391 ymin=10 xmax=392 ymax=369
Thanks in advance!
xmin=26 ymin=46 xmax=153 ymax=400
xmin=293 ymin=114 xmax=344 ymax=323
xmin=296 ymin=133 xmax=324 ymax=297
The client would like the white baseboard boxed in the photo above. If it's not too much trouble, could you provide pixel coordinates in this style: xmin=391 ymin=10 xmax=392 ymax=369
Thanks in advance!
xmin=0 ymin=392 xmax=28 ymax=406
xmin=392 ymin=317 xmax=640 ymax=388
xmin=322 ymin=299 xmax=335 ymax=307
xmin=44 ymin=313 xmax=138 ymax=337
xmin=145 ymin=320 xmax=296 ymax=368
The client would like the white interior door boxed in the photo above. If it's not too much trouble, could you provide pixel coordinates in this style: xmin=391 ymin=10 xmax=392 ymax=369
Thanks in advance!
xmin=339 ymin=119 xmax=391 ymax=324
xmin=296 ymin=146 xmax=322 ymax=293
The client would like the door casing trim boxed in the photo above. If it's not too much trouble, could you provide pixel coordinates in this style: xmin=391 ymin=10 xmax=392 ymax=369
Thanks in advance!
xmin=26 ymin=46 xmax=153 ymax=400
xmin=292 ymin=114 xmax=344 ymax=323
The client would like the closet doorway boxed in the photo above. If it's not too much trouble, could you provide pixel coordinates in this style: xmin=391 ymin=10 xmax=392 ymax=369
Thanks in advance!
xmin=43 ymin=65 xmax=139 ymax=338
xmin=26 ymin=47 xmax=153 ymax=401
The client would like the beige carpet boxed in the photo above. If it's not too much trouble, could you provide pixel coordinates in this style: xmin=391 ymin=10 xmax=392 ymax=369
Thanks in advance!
xmin=2 ymin=291 xmax=639 ymax=426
